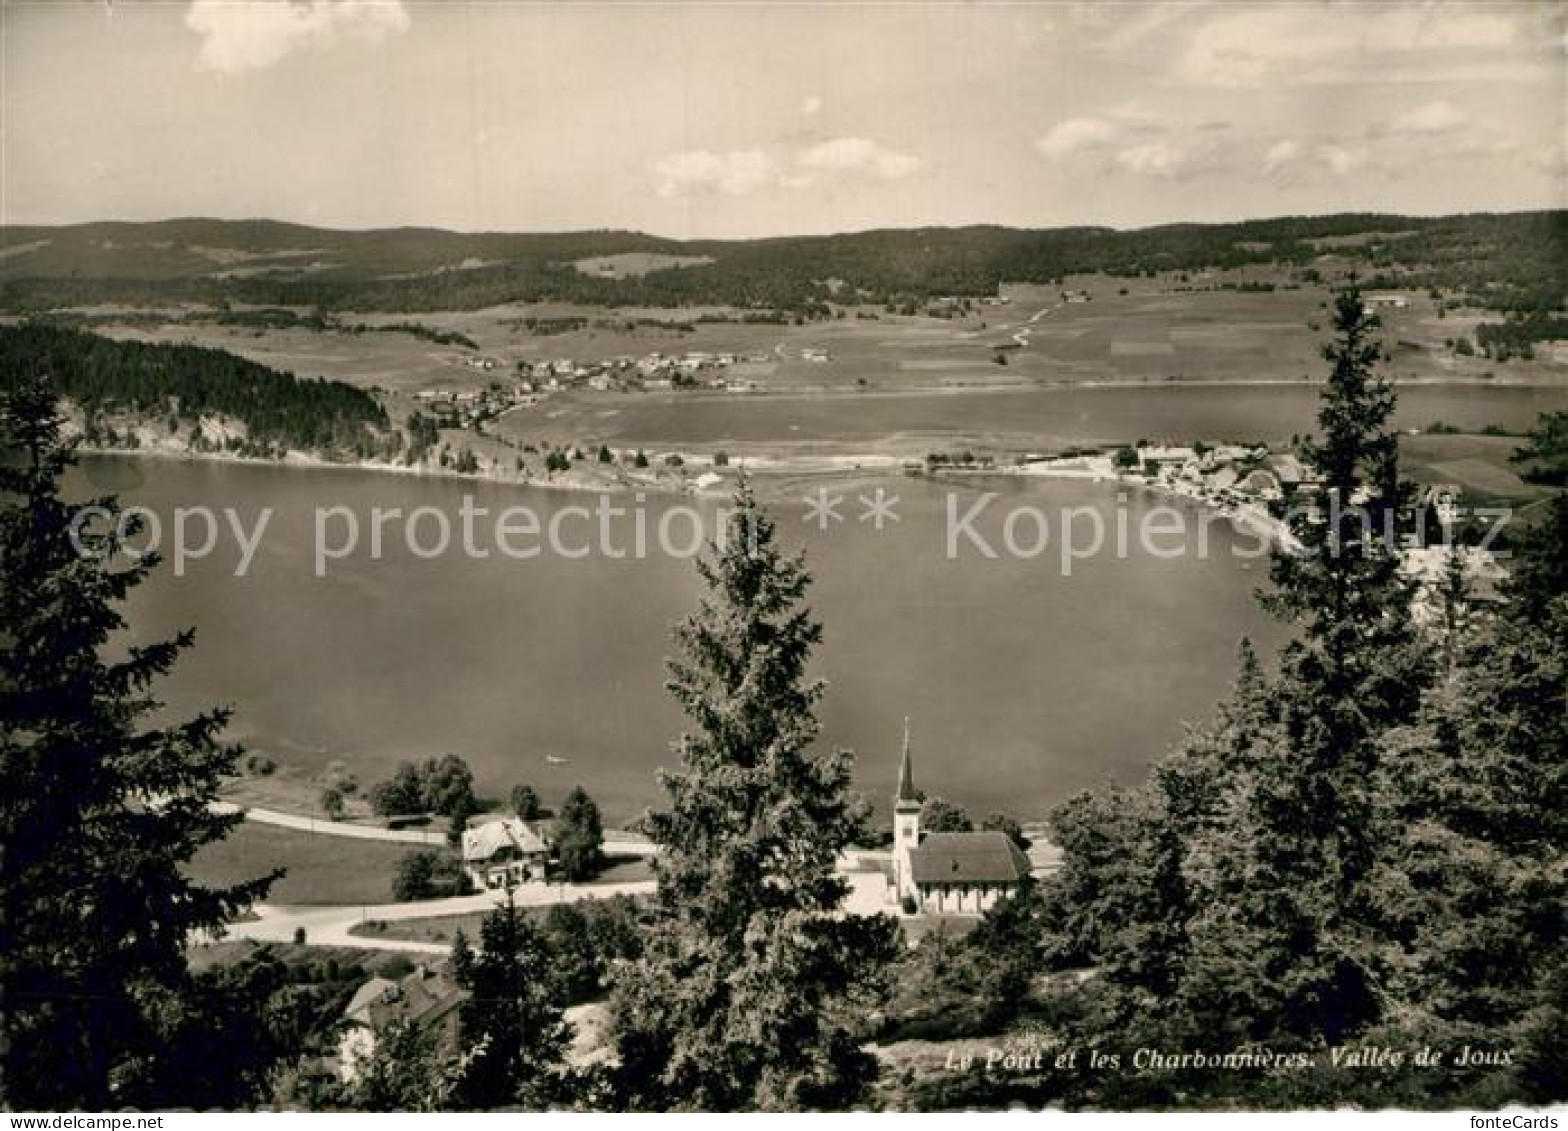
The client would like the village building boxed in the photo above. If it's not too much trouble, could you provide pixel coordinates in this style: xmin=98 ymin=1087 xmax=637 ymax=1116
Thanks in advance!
xmin=337 ymin=965 xmax=467 ymax=1082
xmin=890 ymin=725 xmax=1031 ymax=916
xmin=1137 ymin=444 xmax=1197 ymax=472
xmin=1237 ymin=468 xmax=1284 ymax=502
xmin=460 ymin=816 xmax=557 ymax=889
xmin=1419 ymin=483 xmax=1465 ymax=530
xmin=1401 ymin=544 xmax=1506 ymax=626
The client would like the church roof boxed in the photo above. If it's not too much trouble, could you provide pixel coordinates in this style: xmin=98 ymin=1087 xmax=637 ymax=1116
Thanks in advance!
xmin=895 ymin=719 xmax=919 ymax=805
xmin=910 ymin=831 xmax=1032 ymax=886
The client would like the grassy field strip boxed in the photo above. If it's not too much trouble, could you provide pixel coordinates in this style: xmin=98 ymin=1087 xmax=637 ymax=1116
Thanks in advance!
xmin=216 ymin=801 xmax=658 ymax=854
xmin=212 ymin=801 xmax=444 ymax=844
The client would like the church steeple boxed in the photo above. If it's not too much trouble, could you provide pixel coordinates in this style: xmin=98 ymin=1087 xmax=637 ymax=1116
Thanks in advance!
xmin=893 ymin=717 xmax=922 ymax=905
xmin=895 ymin=717 xmax=920 ymax=810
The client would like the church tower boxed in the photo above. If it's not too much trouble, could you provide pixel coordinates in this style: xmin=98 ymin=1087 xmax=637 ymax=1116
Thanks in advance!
xmin=893 ymin=718 xmax=922 ymax=905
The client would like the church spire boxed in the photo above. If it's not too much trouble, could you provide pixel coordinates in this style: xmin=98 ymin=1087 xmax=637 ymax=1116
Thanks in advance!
xmin=896 ymin=717 xmax=919 ymax=806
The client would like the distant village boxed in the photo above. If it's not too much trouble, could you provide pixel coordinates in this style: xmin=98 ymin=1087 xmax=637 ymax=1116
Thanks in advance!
xmin=1008 ymin=438 xmax=1503 ymax=614
xmin=409 ymin=348 xmax=818 ymax=429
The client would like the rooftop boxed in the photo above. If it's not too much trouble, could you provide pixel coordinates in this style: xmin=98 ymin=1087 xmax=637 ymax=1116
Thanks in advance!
xmin=461 ymin=816 xmax=555 ymax=863
xmin=909 ymin=831 xmax=1032 ymax=886
xmin=344 ymin=966 xmax=467 ymax=1032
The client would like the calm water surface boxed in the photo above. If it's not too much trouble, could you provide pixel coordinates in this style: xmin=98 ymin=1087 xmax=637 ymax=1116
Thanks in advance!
xmin=590 ymin=383 xmax=1563 ymax=446
xmin=73 ymin=382 xmax=1565 ymax=823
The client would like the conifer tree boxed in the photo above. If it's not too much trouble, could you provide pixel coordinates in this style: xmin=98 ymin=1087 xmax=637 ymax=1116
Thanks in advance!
xmin=1231 ymin=283 xmax=1425 ymax=1040
xmin=451 ymin=891 xmax=570 ymax=1109
xmin=555 ymin=785 xmax=604 ymax=882
xmin=611 ymin=480 xmax=898 ymax=1111
xmin=1042 ymin=287 xmax=1433 ymax=1083
xmin=0 ymin=375 xmax=274 ymax=1108
xmin=1369 ymin=515 xmax=1567 ymax=1104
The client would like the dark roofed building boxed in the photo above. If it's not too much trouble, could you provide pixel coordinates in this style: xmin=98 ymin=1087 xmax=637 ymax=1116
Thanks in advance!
xmin=891 ymin=725 xmax=1030 ymax=916
xmin=337 ymin=965 xmax=468 ymax=1082
xmin=910 ymin=832 xmax=1032 ymax=886
xmin=907 ymin=831 xmax=1031 ymax=915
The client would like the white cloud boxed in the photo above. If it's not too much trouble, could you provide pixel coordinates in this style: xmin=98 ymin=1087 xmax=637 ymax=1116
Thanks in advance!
xmin=652 ymin=149 xmax=778 ymax=198
xmin=1038 ymin=113 xmax=1234 ymax=179
xmin=1391 ymin=99 xmax=1467 ymax=134
xmin=1316 ymin=144 xmax=1368 ymax=176
xmin=1181 ymin=6 xmax=1519 ymax=88
xmin=185 ymin=1 xmax=409 ymax=74
xmin=1114 ymin=140 xmax=1191 ymax=179
xmin=796 ymin=137 xmax=920 ymax=180
xmin=1035 ymin=117 xmax=1117 ymax=160
xmin=1263 ymin=139 xmax=1303 ymax=177
xmin=801 ymin=95 xmax=823 ymax=117
xmin=650 ymin=136 xmax=920 ymax=198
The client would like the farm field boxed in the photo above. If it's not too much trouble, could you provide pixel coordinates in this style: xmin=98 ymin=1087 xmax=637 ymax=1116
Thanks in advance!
xmin=351 ymin=911 xmax=492 ymax=946
xmin=187 ymin=820 xmax=417 ymax=906
xmin=1401 ymin=432 xmax=1557 ymax=503
xmin=64 ymin=268 xmax=1567 ymax=407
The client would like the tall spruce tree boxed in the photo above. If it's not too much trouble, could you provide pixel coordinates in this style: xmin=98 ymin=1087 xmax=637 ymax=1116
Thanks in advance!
xmin=1039 ymin=287 xmax=1434 ymax=1100
xmin=451 ymin=891 xmax=571 ymax=1109
xmin=0 ymin=376 xmax=273 ymax=1108
xmin=1220 ymin=283 xmax=1425 ymax=1042
xmin=611 ymin=480 xmax=898 ymax=1111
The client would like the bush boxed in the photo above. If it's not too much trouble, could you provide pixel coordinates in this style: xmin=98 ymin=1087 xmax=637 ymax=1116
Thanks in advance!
xmin=320 ymin=786 xmax=346 ymax=821
xmin=555 ymin=786 xmax=605 ymax=883
xmin=369 ymin=756 xmax=477 ymax=821
xmin=242 ymin=752 xmax=276 ymax=776
xmin=391 ymin=850 xmax=472 ymax=902
xmin=511 ymin=783 xmax=545 ymax=820
xmin=541 ymin=896 xmax=643 ymax=1004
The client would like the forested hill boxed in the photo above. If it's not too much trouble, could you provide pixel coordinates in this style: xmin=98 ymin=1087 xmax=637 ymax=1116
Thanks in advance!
xmin=1 ymin=211 xmax=1562 ymax=316
xmin=0 ymin=323 xmax=389 ymax=459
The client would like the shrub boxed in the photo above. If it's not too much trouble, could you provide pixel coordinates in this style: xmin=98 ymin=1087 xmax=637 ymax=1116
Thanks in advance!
xmin=391 ymin=850 xmax=472 ymax=902
xmin=242 ymin=752 xmax=276 ymax=776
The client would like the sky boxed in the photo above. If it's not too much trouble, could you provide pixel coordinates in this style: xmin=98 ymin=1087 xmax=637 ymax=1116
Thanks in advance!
xmin=1 ymin=1 xmax=1563 ymax=238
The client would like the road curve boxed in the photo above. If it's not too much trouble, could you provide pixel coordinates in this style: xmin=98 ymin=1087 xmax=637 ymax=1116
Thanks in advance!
xmin=215 ymin=801 xmax=658 ymax=856
xmin=218 ymin=880 xmax=659 ymax=955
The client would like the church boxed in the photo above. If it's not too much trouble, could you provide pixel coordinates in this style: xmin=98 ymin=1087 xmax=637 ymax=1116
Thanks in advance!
xmin=891 ymin=725 xmax=1032 ymax=916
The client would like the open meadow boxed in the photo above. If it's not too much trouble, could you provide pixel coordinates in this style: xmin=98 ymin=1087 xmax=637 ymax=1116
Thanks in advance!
xmin=73 ymin=268 xmax=1566 ymax=407
xmin=187 ymin=820 xmax=413 ymax=906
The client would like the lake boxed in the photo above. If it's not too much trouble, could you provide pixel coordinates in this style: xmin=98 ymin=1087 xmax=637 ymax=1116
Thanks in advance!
xmin=71 ymin=381 xmax=1564 ymax=825
xmin=562 ymin=383 xmax=1562 ymax=447
xmin=75 ymin=458 xmax=1284 ymax=826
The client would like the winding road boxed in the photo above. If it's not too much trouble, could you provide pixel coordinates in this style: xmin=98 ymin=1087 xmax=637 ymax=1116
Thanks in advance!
xmin=213 ymin=800 xmax=658 ymax=855
xmin=220 ymin=879 xmax=660 ymax=955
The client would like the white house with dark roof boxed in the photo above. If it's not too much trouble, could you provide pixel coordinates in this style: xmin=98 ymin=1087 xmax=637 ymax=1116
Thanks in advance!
xmin=460 ymin=816 xmax=557 ymax=889
xmin=891 ymin=725 xmax=1032 ymax=916
xmin=337 ymin=965 xmax=468 ymax=1083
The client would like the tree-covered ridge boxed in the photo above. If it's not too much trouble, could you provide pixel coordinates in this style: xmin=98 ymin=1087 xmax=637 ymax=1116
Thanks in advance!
xmin=1012 ymin=291 xmax=1568 ymax=1110
xmin=0 ymin=323 xmax=388 ymax=459
xmin=2 ymin=211 xmax=1562 ymax=316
